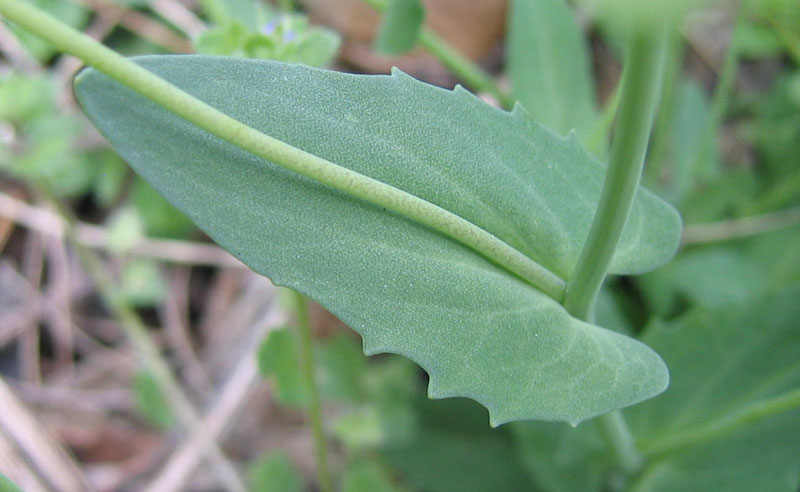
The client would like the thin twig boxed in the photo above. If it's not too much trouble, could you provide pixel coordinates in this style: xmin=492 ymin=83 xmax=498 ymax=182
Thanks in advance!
xmin=682 ymin=206 xmax=800 ymax=245
xmin=145 ymin=310 xmax=285 ymax=492
xmin=0 ymin=191 xmax=245 ymax=268
xmin=0 ymin=378 xmax=91 ymax=492
xmin=149 ymin=0 xmax=206 ymax=38
xmin=161 ymin=266 xmax=213 ymax=393
xmin=25 ymin=185 xmax=248 ymax=492
xmin=73 ymin=0 xmax=193 ymax=53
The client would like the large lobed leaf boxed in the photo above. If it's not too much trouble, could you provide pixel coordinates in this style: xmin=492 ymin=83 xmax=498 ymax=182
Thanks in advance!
xmin=75 ymin=56 xmax=680 ymax=424
xmin=625 ymin=283 xmax=800 ymax=492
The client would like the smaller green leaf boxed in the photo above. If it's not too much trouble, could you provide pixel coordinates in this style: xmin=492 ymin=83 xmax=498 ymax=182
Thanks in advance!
xmin=106 ymin=207 xmax=145 ymax=254
xmin=247 ymin=451 xmax=303 ymax=492
xmin=639 ymin=248 xmax=768 ymax=314
xmin=256 ymin=328 xmax=309 ymax=408
xmin=508 ymin=0 xmax=598 ymax=140
xmin=343 ymin=460 xmax=399 ymax=492
xmin=333 ymin=406 xmax=386 ymax=450
xmin=132 ymin=370 xmax=173 ymax=429
xmin=316 ymin=334 xmax=367 ymax=402
xmin=510 ymin=420 xmax=606 ymax=492
xmin=0 ymin=474 xmax=23 ymax=492
xmin=626 ymin=284 xmax=800 ymax=492
xmin=375 ymin=0 xmax=425 ymax=55
xmin=383 ymin=397 xmax=534 ymax=492
xmin=130 ymin=179 xmax=194 ymax=239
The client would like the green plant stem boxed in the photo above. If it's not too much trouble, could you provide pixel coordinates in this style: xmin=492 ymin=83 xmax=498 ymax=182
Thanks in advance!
xmin=278 ymin=0 xmax=294 ymax=12
xmin=644 ymin=27 xmax=684 ymax=187
xmin=563 ymin=27 xmax=667 ymax=478
xmin=641 ymin=386 xmax=800 ymax=458
xmin=598 ymin=410 xmax=643 ymax=474
xmin=291 ymin=291 xmax=332 ymax=492
xmin=563 ymin=28 xmax=667 ymax=320
xmin=0 ymin=0 xmax=565 ymax=301
xmin=417 ymin=29 xmax=513 ymax=109
xmin=31 ymin=185 xmax=246 ymax=492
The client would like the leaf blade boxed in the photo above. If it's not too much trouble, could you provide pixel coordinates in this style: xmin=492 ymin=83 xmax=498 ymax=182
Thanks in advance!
xmin=508 ymin=0 xmax=598 ymax=140
xmin=74 ymin=56 xmax=675 ymax=423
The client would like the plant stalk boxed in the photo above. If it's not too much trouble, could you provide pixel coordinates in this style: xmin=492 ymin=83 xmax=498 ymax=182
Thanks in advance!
xmin=417 ymin=29 xmax=513 ymax=109
xmin=291 ymin=291 xmax=332 ymax=492
xmin=562 ymin=27 xmax=668 ymax=478
xmin=598 ymin=410 xmax=643 ymax=475
xmin=0 ymin=0 xmax=565 ymax=302
xmin=563 ymin=28 xmax=667 ymax=320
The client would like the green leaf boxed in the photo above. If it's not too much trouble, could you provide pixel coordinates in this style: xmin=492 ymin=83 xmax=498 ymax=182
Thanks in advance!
xmin=256 ymin=328 xmax=309 ymax=408
xmin=639 ymin=248 xmax=769 ymax=314
xmin=316 ymin=333 xmax=367 ymax=402
xmin=510 ymin=420 xmax=606 ymax=492
xmin=75 ymin=56 xmax=680 ymax=424
xmin=625 ymin=284 xmax=800 ymax=492
xmin=382 ymin=397 xmax=535 ymax=492
xmin=132 ymin=370 xmax=173 ymax=429
xmin=375 ymin=0 xmax=425 ymax=56
xmin=247 ymin=451 xmax=303 ymax=492
xmin=343 ymin=459 xmax=399 ymax=492
xmin=508 ymin=0 xmax=598 ymax=140
xmin=0 ymin=473 xmax=23 ymax=492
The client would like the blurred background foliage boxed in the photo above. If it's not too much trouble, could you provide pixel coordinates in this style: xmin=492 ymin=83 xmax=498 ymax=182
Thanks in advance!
xmin=0 ymin=0 xmax=799 ymax=491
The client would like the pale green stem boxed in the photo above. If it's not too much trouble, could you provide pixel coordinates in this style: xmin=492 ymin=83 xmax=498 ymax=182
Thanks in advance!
xmin=563 ymin=28 xmax=667 ymax=478
xmin=417 ymin=29 xmax=513 ymax=109
xmin=644 ymin=28 xmax=684 ymax=187
xmin=640 ymin=386 xmax=800 ymax=458
xmin=563 ymin=29 xmax=667 ymax=320
xmin=32 ymin=185 xmax=246 ymax=492
xmin=292 ymin=291 xmax=332 ymax=492
xmin=598 ymin=410 xmax=643 ymax=474
xmin=0 ymin=0 xmax=565 ymax=301
xmin=278 ymin=0 xmax=294 ymax=12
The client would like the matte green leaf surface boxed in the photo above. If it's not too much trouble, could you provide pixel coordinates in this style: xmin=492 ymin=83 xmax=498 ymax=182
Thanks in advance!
xmin=508 ymin=0 xmax=598 ymax=140
xmin=75 ymin=56 xmax=680 ymax=424
xmin=625 ymin=284 xmax=800 ymax=492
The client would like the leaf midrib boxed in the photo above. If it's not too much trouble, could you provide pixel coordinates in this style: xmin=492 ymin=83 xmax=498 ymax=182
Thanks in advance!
xmin=69 ymin=49 xmax=567 ymax=299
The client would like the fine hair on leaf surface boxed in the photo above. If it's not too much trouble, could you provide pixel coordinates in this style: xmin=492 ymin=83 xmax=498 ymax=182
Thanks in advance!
xmin=74 ymin=56 xmax=681 ymax=425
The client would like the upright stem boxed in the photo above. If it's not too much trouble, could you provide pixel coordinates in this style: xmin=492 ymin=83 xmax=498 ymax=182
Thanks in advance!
xmin=417 ymin=30 xmax=513 ymax=108
xmin=563 ymin=29 xmax=667 ymax=320
xmin=562 ymin=27 xmax=667 ymax=479
xmin=291 ymin=291 xmax=332 ymax=492
xmin=598 ymin=410 xmax=643 ymax=474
